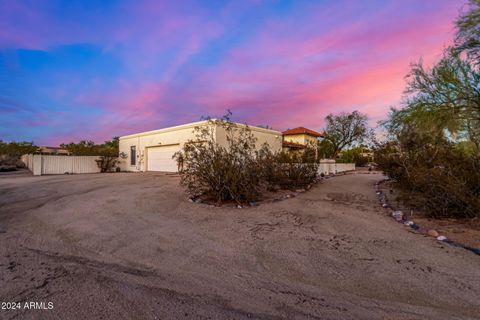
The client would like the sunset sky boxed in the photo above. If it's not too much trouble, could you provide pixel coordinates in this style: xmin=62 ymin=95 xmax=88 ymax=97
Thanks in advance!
xmin=0 ymin=0 xmax=464 ymax=145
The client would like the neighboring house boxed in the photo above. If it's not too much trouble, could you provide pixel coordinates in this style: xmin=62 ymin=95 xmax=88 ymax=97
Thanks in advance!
xmin=282 ymin=127 xmax=324 ymax=152
xmin=38 ymin=146 xmax=70 ymax=155
xmin=118 ymin=120 xmax=283 ymax=172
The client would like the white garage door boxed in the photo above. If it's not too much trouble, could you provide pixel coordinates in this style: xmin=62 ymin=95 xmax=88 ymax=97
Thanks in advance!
xmin=147 ymin=145 xmax=180 ymax=172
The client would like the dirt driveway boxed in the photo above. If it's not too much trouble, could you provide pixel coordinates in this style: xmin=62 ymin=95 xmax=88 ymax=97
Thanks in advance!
xmin=0 ymin=172 xmax=479 ymax=320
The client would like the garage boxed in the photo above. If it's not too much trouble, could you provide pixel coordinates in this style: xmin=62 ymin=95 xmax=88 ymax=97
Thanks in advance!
xmin=118 ymin=120 xmax=282 ymax=172
xmin=147 ymin=145 xmax=179 ymax=172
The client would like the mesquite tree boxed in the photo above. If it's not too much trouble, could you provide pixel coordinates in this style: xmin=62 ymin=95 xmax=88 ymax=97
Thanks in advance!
xmin=322 ymin=111 xmax=371 ymax=158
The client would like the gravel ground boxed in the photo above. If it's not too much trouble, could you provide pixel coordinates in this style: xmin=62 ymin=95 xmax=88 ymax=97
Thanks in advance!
xmin=0 ymin=172 xmax=479 ymax=320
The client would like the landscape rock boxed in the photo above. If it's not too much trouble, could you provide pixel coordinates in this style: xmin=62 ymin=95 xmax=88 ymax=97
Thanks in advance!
xmin=427 ymin=229 xmax=439 ymax=237
xmin=392 ymin=211 xmax=403 ymax=222
xmin=410 ymin=223 xmax=420 ymax=230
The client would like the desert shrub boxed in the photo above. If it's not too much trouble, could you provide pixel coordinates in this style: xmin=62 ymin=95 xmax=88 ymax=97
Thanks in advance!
xmin=174 ymin=117 xmax=263 ymax=204
xmin=375 ymin=141 xmax=480 ymax=218
xmin=0 ymin=141 xmax=38 ymax=166
xmin=259 ymin=144 xmax=319 ymax=190
xmin=95 ymin=156 xmax=118 ymax=173
xmin=95 ymin=141 xmax=119 ymax=173
xmin=376 ymin=4 xmax=480 ymax=219
xmin=174 ymin=117 xmax=319 ymax=204
xmin=337 ymin=147 xmax=369 ymax=166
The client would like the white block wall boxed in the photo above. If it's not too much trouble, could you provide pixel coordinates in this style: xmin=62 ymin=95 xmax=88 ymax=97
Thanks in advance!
xmin=21 ymin=154 xmax=106 ymax=176
xmin=318 ymin=159 xmax=355 ymax=175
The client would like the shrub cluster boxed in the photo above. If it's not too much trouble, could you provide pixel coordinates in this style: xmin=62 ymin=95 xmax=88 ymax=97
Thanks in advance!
xmin=336 ymin=146 xmax=370 ymax=167
xmin=375 ymin=1 xmax=480 ymax=220
xmin=375 ymin=141 xmax=480 ymax=219
xmin=258 ymin=143 xmax=318 ymax=190
xmin=0 ymin=141 xmax=38 ymax=169
xmin=174 ymin=118 xmax=319 ymax=204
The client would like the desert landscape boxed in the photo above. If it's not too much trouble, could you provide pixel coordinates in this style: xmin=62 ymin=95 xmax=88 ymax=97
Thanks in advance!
xmin=1 ymin=172 xmax=479 ymax=320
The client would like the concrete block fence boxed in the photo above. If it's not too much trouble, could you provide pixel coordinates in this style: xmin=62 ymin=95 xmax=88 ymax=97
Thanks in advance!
xmin=21 ymin=154 xmax=106 ymax=176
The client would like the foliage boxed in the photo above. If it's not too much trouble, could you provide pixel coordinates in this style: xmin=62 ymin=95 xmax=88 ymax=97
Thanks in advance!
xmin=0 ymin=140 xmax=38 ymax=166
xmin=387 ymin=53 xmax=480 ymax=152
xmin=375 ymin=138 xmax=480 ymax=218
xmin=0 ymin=140 xmax=38 ymax=157
xmin=377 ymin=6 xmax=480 ymax=219
xmin=174 ymin=116 xmax=263 ymax=204
xmin=258 ymin=143 xmax=319 ymax=190
xmin=455 ymin=0 xmax=480 ymax=62
xmin=337 ymin=146 xmax=370 ymax=166
xmin=317 ymin=139 xmax=336 ymax=159
xmin=95 ymin=156 xmax=118 ymax=173
xmin=174 ymin=115 xmax=319 ymax=204
xmin=61 ymin=137 xmax=119 ymax=172
xmin=60 ymin=137 xmax=119 ymax=157
xmin=60 ymin=140 xmax=97 ymax=156
xmin=322 ymin=111 xmax=371 ymax=158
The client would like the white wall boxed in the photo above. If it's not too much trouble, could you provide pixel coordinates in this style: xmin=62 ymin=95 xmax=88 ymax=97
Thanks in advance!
xmin=318 ymin=159 xmax=355 ymax=175
xmin=334 ymin=163 xmax=356 ymax=173
xmin=21 ymin=154 xmax=103 ymax=176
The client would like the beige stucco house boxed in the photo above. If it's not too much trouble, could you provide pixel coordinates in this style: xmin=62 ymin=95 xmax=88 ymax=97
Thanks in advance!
xmin=118 ymin=120 xmax=283 ymax=172
xmin=281 ymin=127 xmax=324 ymax=152
xmin=37 ymin=146 xmax=70 ymax=155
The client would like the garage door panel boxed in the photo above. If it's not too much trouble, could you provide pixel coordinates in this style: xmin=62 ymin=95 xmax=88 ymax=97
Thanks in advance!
xmin=147 ymin=145 xmax=179 ymax=172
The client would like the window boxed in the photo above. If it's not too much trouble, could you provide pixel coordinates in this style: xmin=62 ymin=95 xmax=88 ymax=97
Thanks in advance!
xmin=130 ymin=146 xmax=136 ymax=166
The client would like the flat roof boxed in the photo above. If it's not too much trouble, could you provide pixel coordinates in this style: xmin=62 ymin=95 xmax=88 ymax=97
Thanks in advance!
xmin=119 ymin=119 xmax=282 ymax=140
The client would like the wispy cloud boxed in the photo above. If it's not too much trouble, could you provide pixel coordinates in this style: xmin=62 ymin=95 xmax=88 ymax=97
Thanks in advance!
xmin=0 ymin=0 xmax=462 ymax=144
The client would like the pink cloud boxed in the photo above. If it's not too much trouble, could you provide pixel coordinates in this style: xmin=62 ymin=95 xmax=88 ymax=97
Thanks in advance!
xmin=1 ymin=0 xmax=463 ymax=145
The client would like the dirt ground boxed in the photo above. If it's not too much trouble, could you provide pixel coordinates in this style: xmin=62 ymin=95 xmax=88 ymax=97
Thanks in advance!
xmin=0 ymin=172 xmax=479 ymax=320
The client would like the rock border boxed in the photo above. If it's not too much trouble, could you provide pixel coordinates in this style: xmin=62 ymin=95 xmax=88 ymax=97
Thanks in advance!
xmin=375 ymin=179 xmax=480 ymax=256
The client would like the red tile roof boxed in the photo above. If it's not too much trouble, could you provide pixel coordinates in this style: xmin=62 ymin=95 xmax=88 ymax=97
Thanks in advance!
xmin=282 ymin=141 xmax=306 ymax=149
xmin=282 ymin=127 xmax=323 ymax=137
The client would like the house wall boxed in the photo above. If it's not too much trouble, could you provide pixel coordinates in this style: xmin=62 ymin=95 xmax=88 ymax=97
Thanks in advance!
xmin=118 ymin=121 xmax=282 ymax=172
xmin=283 ymin=134 xmax=318 ymax=146
xmin=118 ymin=121 xmax=205 ymax=172
xmin=304 ymin=135 xmax=318 ymax=145
xmin=214 ymin=124 xmax=282 ymax=152
xmin=283 ymin=134 xmax=306 ymax=145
